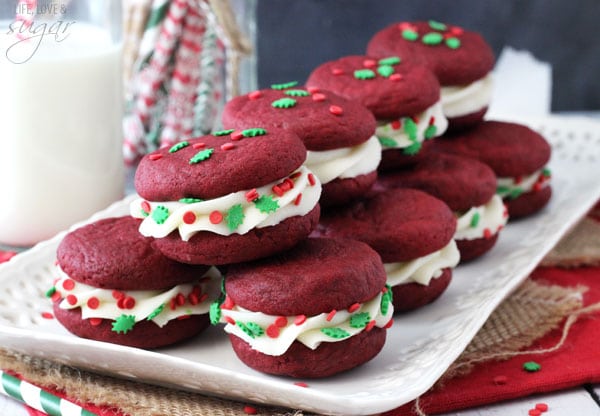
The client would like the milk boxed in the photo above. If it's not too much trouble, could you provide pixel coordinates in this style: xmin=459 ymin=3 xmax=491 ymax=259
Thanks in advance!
xmin=0 ymin=22 xmax=124 ymax=246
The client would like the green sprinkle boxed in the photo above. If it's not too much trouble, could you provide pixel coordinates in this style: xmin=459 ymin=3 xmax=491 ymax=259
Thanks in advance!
xmin=147 ymin=304 xmax=165 ymax=321
xmin=542 ymin=167 xmax=551 ymax=177
xmin=189 ymin=148 xmax=214 ymax=164
xmin=508 ymin=188 xmax=524 ymax=200
xmin=225 ymin=204 xmax=245 ymax=231
xmin=237 ymin=322 xmax=256 ymax=338
xmin=428 ymin=20 xmax=447 ymax=31
xmin=403 ymin=118 xmax=418 ymax=141
xmin=378 ymin=136 xmax=398 ymax=148
xmin=350 ymin=312 xmax=371 ymax=329
xmin=169 ymin=141 xmax=189 ymax=153
xmin=496 ymin=185 xmax=511 ymax=195
xmin=381 ymin=285 xmax=393 ymax=315
xmin=151 ymin=205 xmax=170 ymax=224
xmin=209 ymin=300 xmax=222 ymax=325
xmin=354 ymin=69 xmax=376 ymax=80
xmin=424 ymin=124 xmax=438 ymax=139
xmin=213 ymin=129 xmax=235 ymax=136
xmin=378 ymin=56 xmax=401 ymax=66
xmin=271 ymin=81 xmax=298 ymax=90
xmin=321 ymin=327 xmax=350 ymax=339
xmin=254 ymin=195 xmax=280 ymax=213
xmin=403 ymin=141 xmax=422 ymax=156
xmin=284 ymin=89 xmax=310 ymax=97
xmin=238 ymin=321 xmax=264 ymax=338
xmin=523 ymin=361 xmax=541 ymax=372
xmin=272 ymin=97 xmax=297 ymax=109
xmin=140 ymin=209 xmax=149 ymax=218
xmin=470 ymin=212 xmax=481 ymax=228
xmin=377 ymin=64 xmax=395 ymax=78
xmin=45 ymin=287 xmax=56 ymax=298
xmin=402 ymin=29 xmax=419 ymax=41
xmin=112 ymin=314 xmax=136 ymax=334
xmin=242 ymin=128 xmax=267 ymax=137
xmin=179 ymin=197 xmax=203 ymax=204
xmin=445 ymin=37 xmax=461 ymax=49
xmin=422 ymin=32 xmax=443 ymax=45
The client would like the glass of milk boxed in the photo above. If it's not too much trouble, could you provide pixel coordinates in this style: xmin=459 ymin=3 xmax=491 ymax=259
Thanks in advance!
xmin=0 ymin=0 xmax=124 ymax=247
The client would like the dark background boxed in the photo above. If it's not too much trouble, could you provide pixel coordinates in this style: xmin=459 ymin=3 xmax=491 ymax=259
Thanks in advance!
xmin=256 ymin=0 xmax=599 ymax=112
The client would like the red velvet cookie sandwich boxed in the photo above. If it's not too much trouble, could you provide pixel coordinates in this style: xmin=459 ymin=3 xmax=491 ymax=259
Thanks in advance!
xmin=306 ymin=55 xmax=448 ymax=170
xmin=313 ymin=188 xmax=459 ymax=313
xmin=222 ymin=82 xmax=381 ymax=207
xmin=50 ymin=216 xmax=221 ymax=349
xmin=130 ymin=128 xmax=321 ymax=265
xmin=376 ymin=154 xmax=508 ymax=262
xmin=210 ymin=237 xmax=394 ymax=378
xmin=434 ymin=120 xmax=552 ymax=218
xmin=367 ymin=20 xmax=495 ymax=130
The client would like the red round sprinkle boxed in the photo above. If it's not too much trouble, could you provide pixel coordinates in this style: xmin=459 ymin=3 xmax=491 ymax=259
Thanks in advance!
xmin=483 ymin=228 xmax=493 ymax=239
xmin=221 ymin=142 xmax=235 ymax=151
xmin=348 ymin=303 xmax=361 ymax=313
xmin=535 ymin=403 xmax=548 ymax=412
xmin=112 ymin=290 xmax=125 ymax=300
xmin=149 ymin=153 xmax=163 ymax=161
xmin=308 ymin=173 xmax=316 ymax=186
xmin=87 ymin=297 xmax=100 ymax=310
xmin=230 ymin=131 xmax=244 ymax=141
xmin=89 ymin=318 xmax=103 ymax=326
xmin=243 ymin=405 xmax=258 ymax=415
xmin=275 ymin=316 xmax=288 ymax=328
xmin=294 ymin=193 xmax=302 ymax=206
xmin=363 ymin=59 xmax=377 ymax=68
xmin=528 ymin=409 xmax=541 ymax=416
xmin=533 ymin=182 xmax=543 ymax=192
xmin=183 ymin=211 xmax=196 ymax=224
xmin=141 ymin=201 xmax=152 ymax=214
xmin=390 ymin=73 xmax=403 ymax=81
xmin=384 ymin=318 xmax=394 ymax=329
xmin=117 ymin=297 xmax=126 ymax=309
xmin=391 ymin=120 xmax=402 ymax=130
xmin=326 ymin=310 xmax=336 ymax=321
xmin=331 ymin=68 xmax=344 ymax=75
xmin=272 ymin=185 xmax=284 ymax=197
xmin=411 ymin=115 xmax=420 ymax=123
xmin=66 ymin=294 xmax=78 ymax=306
xmin=365 ymin=320 xmax=376 ymax=332
xmin=221 ymin=295 xmax=235 ymax=310
xmin=266 ymin=324 xmax=280 ymax=338
xmin=41 ymin=312 xmax=54 ymax=319
xmin=51 ymin=292 xmax=62 ymax=303
xmin=209 ymin=210 xmax=223 ymax=224
xmin=381 ymin=286 xmax=388 ymax=293
xmin=294 ymin=314 xmax=307 ymax=325
xmin=312 ymin=92 xmax=326 ymax=102
xmin=192 ymin=142 xmax=206 ymax=149
xmin=248 ymin=90 xmax=262 ymax=100
xmin=493 ymin=375 xmax=508 ymax=385
xmin=225 ymin=316 xmax=236 ymax=325
xmin=62 ymin=279 xmax=75 ymax=291
xmin=329 ymin=105 xmax=343 ymax=116
xmin=450 ymin=26 xmax=464 ymax=35
xmin=294 ymin=382 xmax=309 ymax=388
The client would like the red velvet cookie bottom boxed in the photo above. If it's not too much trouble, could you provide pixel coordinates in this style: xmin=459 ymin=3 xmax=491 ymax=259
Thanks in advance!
xmin=392 ymin=268 xmax=452 ymax=313
xmin=229 ymin=327 xmax=387 ymax=378
xmin=53 ymin=302 xmax=210 ymax=349
xmin=378 ymin=140 xmax=436 ymax=172
xmin=320 ymin=171 xmax=377 ymax=208
xmin=456 ymin=233 xmax=499 ymax=262
xmin=505 ymin=186 xmax=552 ymax=219
xmin=446 ymin=107 xmax=488 ymax=132
xmin=154 ymin=206 xmax=320 ymax=265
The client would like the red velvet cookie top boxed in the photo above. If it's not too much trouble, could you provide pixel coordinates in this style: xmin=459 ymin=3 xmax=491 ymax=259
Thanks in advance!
xmin=57 ymin=216 xmax=209 ymax=290
xmin=135 ymin=128 xmax=306 ymax=201
xmin=306 ymin=55 xmax=440 ymax=120
xmin=225 ymin=237 xmax=386 ymax=316
xmin=367 ymin=20 xmax=494 ymax=86
xmin=436 ymin=121 xmax=551 ymax=176
xmin=222 ymin=82 xmax=376 ymax=151
xmin=376 ymin=153 xmax=497 ymax=211
xmin=315 ymin=189 xmax=456 ymax=262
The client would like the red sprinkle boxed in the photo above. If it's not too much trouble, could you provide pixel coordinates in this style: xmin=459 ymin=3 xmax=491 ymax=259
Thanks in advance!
xmin=389 ymin=73 xmax=403 ymax=81
xmin=294 ymin=314 xmax=307 ymax=325
xmin=528 ymin=409 xmax=541 ymax=416
xmin=391 ymin=120 xmax=402 ymax=130
xmin=363 ymin=59 xmax=377 ymax=68
xmin=41 ymin=312 xmax=54 ymax=320
xmin=274 ymin=316 xmax=288 ymax=328
xmin=294 ymin=382 xmax=309 ymax=388
xmin=493 ymin=375 xmax=508 ymax=385
xmin=62 ymin=279 xmax=75 ymax=291
xmin=308 ymin=173 xmax=316 ymax=186
xmin=483 ymin=228 xmax=493 ymax=239
xmin=192 ymin=142 xmax=206 ymax=149
xmin=248 ymin=90 xmax=263 ymax=100
xmin=365 ymin=320 xmax=376 ymax=332
xmin=112 ymin=290 xmax=125 ymax=300
xmin=428 ymin=116 xmax=436 ymax=125
xmin=283 ymin=178 xmax=294 ymax=190
xmin=331 ymin=68 xmax=344 ymax=75
xmin=384 ymin=319 xmax=394 ymax=329
xmin=87 ymin=297 xmax=100 ymax=310
xmin=188 ymin=292 xmax=199 ymax=305
xmin=230 ymin=131 xmax=244 ymax=141
xmin=294 ymin=193 xmax=302 ymax=206
xmin=535 ymin=403 xmax=549 ymax=412
xmin=329 ymin=105 xmax=343 ymax=116
xmin=209 ymin=210 xmax=223 ymax=224
xmin=245 ymin=189 xmax=259 ymax=202
xmin=307 ymin=86 xmax=319 ymax=93
xmin=243 ymin=405 xmax=258 ymax=415
xmin=221 ymin=295 xmax=235 ymax=310
xmin=221 ymin=142 xmax=235 ymax=151
xmin=225 ymin=316 xmax=236 ymax=325
xmin=177 ymin=314 xmax=191 ymax=320
xmin=183 ymin=211 xmax=196 ymax=224
xmin=149 ymin=153 xmax=163 ymax=161
xmin=141 ymin=201 xmax=152 ymax=214
xmin=66 ymin=294 xmax=78 ymax=306
xmin=450 ymin=26 xmax=464 ymax=35
xmin=312 ymin=93 xmax=326 ymax=102
xmin=89 ymin=318 xmax=103 ymax=326
xmin=289 ymin=171 xmax=302 ymax=180
xmin=326 ymin=310 xmax=337 ymax=321
xmin=50 ymin=292 xmax=62 ymax=303
xmin=348 ymin=303 xmax=361 ymax=313
xmin=272 ymin=185 xmax=284 ymax=197
xmin=266 ymin=324 xmax=280 ymax=338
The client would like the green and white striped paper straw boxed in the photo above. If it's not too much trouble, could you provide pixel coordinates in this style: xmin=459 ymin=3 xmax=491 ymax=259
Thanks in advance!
xmin=0 ymin=370 xmax=97 ymax=416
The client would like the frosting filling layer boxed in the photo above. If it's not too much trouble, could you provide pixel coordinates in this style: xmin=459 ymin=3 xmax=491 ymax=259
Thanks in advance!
xmin=54 ymin=266 xmax=222 ymax=329
xmin=305 ymin=135 xmax=381 ymax=184
xmin=496 ymin=168 xmax=551 ymax=200
xmin=214 ymin=289 xmax=394 ymax=356
xmin=455 ymin=194 xmax=508 ymax=240
xmin=130 ymin=166 xmax=322 ymax=241
xmin=441 ymin=73 xmax=493 ymax=118
xmin=375 ymin=101 xmax=448 ymax=155
xmin=384 ymin=240 xmax=460 ymax=287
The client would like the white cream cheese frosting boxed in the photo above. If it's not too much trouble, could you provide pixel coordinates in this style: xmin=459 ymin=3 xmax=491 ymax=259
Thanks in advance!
xmin=305 ymin=135 xmax=381 ymax=184
xmin=455 ymin=194 xmax=508 ymax=240
xmin=384 ymin=240 xmax=460 ymax=287
xmin=54 ymin=266 xmax=222 ymax=329
xmin=441 ymin=73 xmax=494 ymax=118
xmin=213 ymin=288 xmax=394 ymax=356
xmin=375 ymin=100 xmax=448 ymax=154
xmin=130 ymin=166 xmax=322 ymax=241
xmin=496 ymin=168 xmax=551 ymax=199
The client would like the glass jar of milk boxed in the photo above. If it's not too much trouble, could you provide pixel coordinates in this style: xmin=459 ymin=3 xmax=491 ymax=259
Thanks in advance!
xmin=0 ymin=0 xmax=124 ymax=247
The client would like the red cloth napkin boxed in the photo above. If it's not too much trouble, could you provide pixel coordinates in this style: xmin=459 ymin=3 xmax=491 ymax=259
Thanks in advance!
xmin=385 ymin=265 xmax=600 ymax=416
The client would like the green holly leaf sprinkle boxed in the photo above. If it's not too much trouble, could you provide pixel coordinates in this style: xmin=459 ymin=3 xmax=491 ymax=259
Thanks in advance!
xmin=523 ymin=361 xmax=541 ymax=372
xmin=403 ymin=118 xmax=418 ymax=141
xmin=238 ymin=321 xmax=264 ymax=338
xmin=428 ymin=20 xmax=447 ymax=31
xmin=112 ymin=314 xmax=136 ymax=334
xmin=147 ymin=304 xmax=165 ymax=321
xmin=272 ymin=97 xmax=297 ymax=109
xmin=422 ymin=32 xmax=443 ymax=45
xmin=402 ymin=29 xmax=418 ymax=41
xmin=209 ymin=300 xmax=222 ymax=325
xmin=403 ymin=141 xmax=422 ymax=156
xmin=45 ymin=287 xmax=56 ymax=298
xmin=354 ymin=69 xmax=376 ymax=80
xmin=151 ymin=205 xmax=170 ymax=224
xmin=242 ymin=128 xmax=267 ymax=137
xmin=213 ymin=129 xmax=235 ymax=136
xmin=179 ymin=197 xmax=203 ymax=204
xmin=350 ymin=312 xmax=371 ymax=329
xmin=189 ymin=148 xmax=214 ymax=164
xmin=445 ymin=37 xmax=461 ymax=49
xmin=271 ymin=81 xmax=298 ymax=90
xmin=377 ymin=64 xmax=395 ymax=78
xmin=378 ymin=56 xmax=401 ymax=66
xmin=424 ymin=124 xmax=438 ymax=139
xmin=321 ymin=327 xmax=350 ymax=339
xmin=381 ymin=285 xmax=393 ymax=315
xmin=470 ymin=212 xmax=481 ymax=228
xmin=225 ymin=204 xmax=245 ymax=231
xmin=508 ymin=188 xmax=524 ymax=200
xmin=378 ymin=136 xmax=398 ymax=148
xmin=254 ymin=195 xmax=280 ymax=213
xmin=168 ymin=141 xmax=189 ymax=153
xmin=284 ymin=89 xmax=310 ymax=97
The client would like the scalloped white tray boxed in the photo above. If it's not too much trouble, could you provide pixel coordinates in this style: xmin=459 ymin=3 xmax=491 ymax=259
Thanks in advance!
xmin=0 ymin=115 xmax=599 ymax=415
